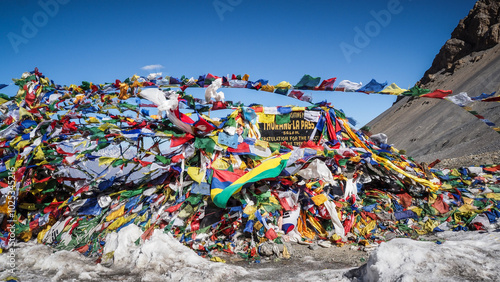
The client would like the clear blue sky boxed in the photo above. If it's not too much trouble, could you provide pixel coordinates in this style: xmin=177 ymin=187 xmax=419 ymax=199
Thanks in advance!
xmin=0 ymin=0 xmax=477 ymax=126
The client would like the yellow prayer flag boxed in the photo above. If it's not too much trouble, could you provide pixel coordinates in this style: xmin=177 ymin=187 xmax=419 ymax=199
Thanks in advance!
xmin=424 ymin=219 xmax=439 ymax=233
xmin=19 ymin=107 xmax=33 ymax=119
xmin=37 ymin=225 xmax=51 ymax=243
xmin=243 ymin=205 xmax=257 ymax=220
xmin=485 ymin=193 xmax=500 ymax=200
xmin=40 ymin=77 xmax=50 ymax=85
xmin=210 ymin=256 xmax=226 ymax=263
xmin=380 ymin=83 xmax=407 ymax=95
xmin=98 ymin=123 xmax=120 ymax=132
xmin=201 ymin=114 xmax=221 ymax=127
xmin=108 ymin=214 xmax=137 ymax=230
xmin=98 ymin=157 xmax=116 ymax=167
xmin=275 ymin=81 xmax=292 ymax=89
xmin=409 ymin=206 xmax=423 ymax=217
xmin=34 ymin=146 xmax=45 ymax=160
xmin=458 ymin=204 xmax=477 ymax=213
xmin=36 ymin=85 xmax=43 ymax=96
xmin=106 ymin=205 xmax=125 ymax=222
xmin=257 ymin=113 xmax=275 ymax=123
xmin=311 ymin=194 xmax=328 ymax=206
xmin=15 ymin=140 xmax=31 ymax=151
xmin=359 ymin=219 xmax=377 ymax=236
xmin=211 ymin=158 xmax=230 ymax=170
xmin=86 ymin=117 xmax=100 ymax=123
xmin=254 ymin=139 xmax=269 ymax=149
xmin=297 ymin=212 xmax=315 ymax=239
xmin=307 ymin=214 xmax=328 ymax=237
xmin=187 ymin=167 xmax=205 ymax=183
xmin=261 ymin=84 xmax=275 ymax=92
xmin=463 ymin=197 xmax=474 ymax=205
xmin=441 ymin=183 xmax=453 ymax=190
xmin=74 ymin=94 xmax=85 ymax=104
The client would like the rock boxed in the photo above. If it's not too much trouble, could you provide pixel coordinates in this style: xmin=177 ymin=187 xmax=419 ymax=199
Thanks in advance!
xmin=368 ymin=0 xmax=500 ymax=166
xmin=421 ymin=0 xmax=500 ymax=84
xmin=318 ymin=240 xmax=332 ymax=248
xmin=308 ymin=243 xmax=320 ymax=251
xmin=258 ymin=241 xmax=275 ymax=256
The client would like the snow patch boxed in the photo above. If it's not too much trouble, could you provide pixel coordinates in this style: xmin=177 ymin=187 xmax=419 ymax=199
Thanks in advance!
xmin=103 ymin=224 xmax=247 ymax=280
xmin=0 ymin=224 xmax=247 ymax=281
xmin=0 ymin=242 xmax=111 ymax=281
xmin=359 ymin=231 xmax=500 ymax=281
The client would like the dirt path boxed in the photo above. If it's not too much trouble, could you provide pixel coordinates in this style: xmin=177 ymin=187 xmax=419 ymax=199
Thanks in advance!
xmin=222 ymin=243 xmax=370 ymax=281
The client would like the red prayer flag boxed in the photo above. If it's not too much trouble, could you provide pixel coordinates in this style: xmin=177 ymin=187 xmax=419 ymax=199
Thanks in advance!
xmin=421 ymin=89 xmax=452 ymax=99
xmin=300 ymin=140 xmax=324 ymax=151
xmin=165 ymin=202 xmax=183 ymax=213
xmin=170 ymin=133 xmax=194 ymax=147
xmin=265 ymin=228 xmax=278 ymax=240
xmin=484 ymin=164 xmax=500 ymax=172
xmin=193 ymin=117 xmax=216 ymax=135
xmin=432 ymin=195 xmax=450 ymax=214
xmin=133 ymin=158 xmax=152 ymax=167
xmin=314 ymin=77 xmax=337 ymax=91
xmin=171 ymin=154 xmax=185 ymax=163
xmin=482 ymin=96 xmax=500 ymax=102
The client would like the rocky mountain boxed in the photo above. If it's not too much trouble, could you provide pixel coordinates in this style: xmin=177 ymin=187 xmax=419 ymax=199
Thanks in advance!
xmin=366 ymin=0 xmax=500 ymax=168
xmin=420 ymin=0 xmax=500 ymax=85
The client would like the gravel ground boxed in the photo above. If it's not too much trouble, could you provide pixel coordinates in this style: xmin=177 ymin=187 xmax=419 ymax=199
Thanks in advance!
xmin=423 ymin=149 xmax=500 ymax=169
xmin=221 ymin=242 xmax=370 ymax=281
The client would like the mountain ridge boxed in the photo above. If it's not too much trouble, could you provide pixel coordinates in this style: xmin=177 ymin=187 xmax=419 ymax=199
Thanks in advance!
xmin=366 ymin=0 xmax=500 ymax=168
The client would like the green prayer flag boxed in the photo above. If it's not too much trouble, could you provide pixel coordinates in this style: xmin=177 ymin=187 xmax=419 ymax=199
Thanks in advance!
xmin=112 ymin=159 xmax=126 ymax=167
xmin=401 ymin=85 xmax=431 ymax=96
xmin=155 ymin=155 xmax=171 ymax=165
xmin=275 ymin=113 xmax=291 ymax=125
xmin=294 ymin=74 xmax=321 ymax=89
xmin=194 ymin=138 xmax=216 ymax=154
xmin=121 ymin=188 xmax=144 ymax=198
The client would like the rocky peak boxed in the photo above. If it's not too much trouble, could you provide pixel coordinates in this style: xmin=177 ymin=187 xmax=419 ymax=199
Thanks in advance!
xmin=420 ymin=0 xmax=500 ymax=85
